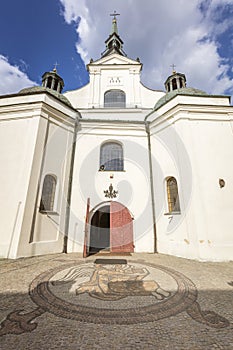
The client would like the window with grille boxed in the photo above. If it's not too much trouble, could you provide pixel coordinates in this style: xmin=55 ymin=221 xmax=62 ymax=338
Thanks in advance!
xmin=39 ymin=174 xmax=57 ymax=212
xmin=100 ymin=142 xmax=124 ymax=171
xmin=104 ymin=90 xmax=126 ymax=108
xmin=166 ymin=177 xmax=180 ymax=213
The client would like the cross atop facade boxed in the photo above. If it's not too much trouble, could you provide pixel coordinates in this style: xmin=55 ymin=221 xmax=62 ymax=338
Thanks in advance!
xmin=110 ymin=10 xmax=120 ymax=19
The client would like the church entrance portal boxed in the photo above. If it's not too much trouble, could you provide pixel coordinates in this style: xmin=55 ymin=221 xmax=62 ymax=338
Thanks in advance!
xmin=89 ymin=202 xmax=134 ymax=254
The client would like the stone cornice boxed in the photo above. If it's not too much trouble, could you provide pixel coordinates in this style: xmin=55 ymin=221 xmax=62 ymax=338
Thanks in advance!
xmin=0 ymin=94 xmax=77 ymax=125
xmin=148 ymin=103 xmax=233 ymax=133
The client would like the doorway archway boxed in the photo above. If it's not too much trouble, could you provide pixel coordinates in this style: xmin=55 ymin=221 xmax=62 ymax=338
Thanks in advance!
xmin=89 ymin=205 xmax=110 ymax=253
xmin=89 ymin=202 xmax=134 ymax=254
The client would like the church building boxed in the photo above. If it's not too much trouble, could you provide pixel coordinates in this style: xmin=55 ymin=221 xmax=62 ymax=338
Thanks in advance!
xmin=0 ymin=15 xmax=232 ymax=261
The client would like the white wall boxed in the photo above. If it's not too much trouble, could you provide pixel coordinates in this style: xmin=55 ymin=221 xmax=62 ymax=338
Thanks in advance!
xmin=149 ymin=97 xmax=233 ymax=261
xmin=0 ymin=114 xmax=40 ymax=258
xmin=31 ymin=119 xmax=73 ymax=243
xmin=186 ymin=119 xmax=233 ymax=260
xmin=68 ymin=121 xmax=155 ymax=253
xmin=64 ymin=53 xmax=165 ymax=110
xmin=18 ymin=111 xmax=75 ymax=258
xmin=0 ymin=93 xmax=76 ymax=258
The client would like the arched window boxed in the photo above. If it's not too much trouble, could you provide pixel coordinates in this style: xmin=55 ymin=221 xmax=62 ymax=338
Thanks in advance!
xmin=47 ymin=76 xmax=53 ymax=89
xmin=166 ymin=177 xmax=180 ymax=213
xmin=179 ymin=77 xmax=183 ymax=88
xmin=104 ymin=90 xmax=126 ymax=108
xmin=39 ymin=174 xmax=57 ymax=212
xmin=172 ymin=78 xmax=177 ymax=90
xmin=100 ymin=142 xmax=124 ymax=171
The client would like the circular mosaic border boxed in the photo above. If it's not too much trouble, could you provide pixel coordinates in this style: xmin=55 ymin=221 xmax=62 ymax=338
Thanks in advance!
xmin=29 ymin=261 xmax=197 ymax=324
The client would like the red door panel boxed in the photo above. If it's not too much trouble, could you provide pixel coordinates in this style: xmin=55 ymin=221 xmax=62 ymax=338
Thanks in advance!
xmin=110 ymin=202 xmax=134 ymax=253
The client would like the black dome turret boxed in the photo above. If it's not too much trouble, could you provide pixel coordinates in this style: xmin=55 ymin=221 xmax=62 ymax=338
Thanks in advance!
xmin=42 ymin=67 xmax=64 ymax=93
xmin=164 ymin=70 xmax=186 ymax=92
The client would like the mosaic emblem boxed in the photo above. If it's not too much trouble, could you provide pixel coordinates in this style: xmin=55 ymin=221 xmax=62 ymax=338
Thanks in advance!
xmin=0 ymin=260 xmax=230 ymax=336
xmin=54 ymin=264 xmax=171 ymax=301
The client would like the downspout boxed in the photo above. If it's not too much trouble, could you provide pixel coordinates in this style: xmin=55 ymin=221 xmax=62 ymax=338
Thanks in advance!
xmin=145 ymin=117 xmax=157 ymax=253
xmin=63 ymin=112 xmax=80 ymax=253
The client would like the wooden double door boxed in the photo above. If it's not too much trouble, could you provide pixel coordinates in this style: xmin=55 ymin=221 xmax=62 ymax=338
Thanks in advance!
xmin=88 ymin=202 xmax=134 ymax=254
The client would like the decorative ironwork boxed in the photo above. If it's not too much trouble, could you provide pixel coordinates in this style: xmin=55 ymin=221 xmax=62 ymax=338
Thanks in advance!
xmin=104 ymin=183 xmax=118 ymax=198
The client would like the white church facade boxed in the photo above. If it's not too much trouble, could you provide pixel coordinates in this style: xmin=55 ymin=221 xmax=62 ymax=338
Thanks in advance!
xmin=0 ymin=16 xmax=233 ymax=261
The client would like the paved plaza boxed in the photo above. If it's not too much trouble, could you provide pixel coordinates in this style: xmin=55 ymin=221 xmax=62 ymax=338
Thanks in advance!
xmin=0 ymin=252 xmax=232 ymax=349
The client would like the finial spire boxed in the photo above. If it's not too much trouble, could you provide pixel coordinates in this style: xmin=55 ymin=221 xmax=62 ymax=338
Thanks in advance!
xmin=101 ymin=12 xmax=126 ymax=57
xmin=110 ymin=11 xmax=120 ymax=34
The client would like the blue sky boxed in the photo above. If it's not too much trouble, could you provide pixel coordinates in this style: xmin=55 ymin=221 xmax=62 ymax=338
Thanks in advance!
xmin=0 ymin=0 xmax=88 ymax=92
xmin=0 ymin=0 xmax=233 ymax=98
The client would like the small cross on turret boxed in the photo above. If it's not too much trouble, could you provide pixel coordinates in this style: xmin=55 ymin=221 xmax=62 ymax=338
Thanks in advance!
xmin=110 ymin=11 xmax=120 ymax=34
xmin=53 ymin=62 xmax=59 ymax=72
xmin=170 ymin=64 xmax=176 ymax=74
xmin=110 ymin=10 xmax=120 ymax=19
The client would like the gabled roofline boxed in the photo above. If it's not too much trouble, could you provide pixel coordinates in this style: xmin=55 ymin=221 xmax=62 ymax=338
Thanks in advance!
xmin=86 ymin=52 xmax=142 ymax=70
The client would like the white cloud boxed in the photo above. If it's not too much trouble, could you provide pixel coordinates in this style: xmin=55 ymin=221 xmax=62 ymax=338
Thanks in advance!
xmin=59 ymin=0 xmax=233 ymax=95
xmin=0 ymin=55 xmax=36 ymax=95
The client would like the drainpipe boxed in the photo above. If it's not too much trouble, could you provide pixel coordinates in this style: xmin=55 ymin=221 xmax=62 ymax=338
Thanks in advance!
xmin=63 ymin=113 xmax=80 ymax=253
xmin=145 ymin=119 xmax=157 ymax=253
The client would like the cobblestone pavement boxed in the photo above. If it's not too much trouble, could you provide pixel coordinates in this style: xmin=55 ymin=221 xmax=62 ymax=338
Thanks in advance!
xmin=0 ymin=252 xmax=233 ymax=349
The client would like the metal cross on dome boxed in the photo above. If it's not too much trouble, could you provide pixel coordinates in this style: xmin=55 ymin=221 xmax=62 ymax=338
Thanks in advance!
xmin=170 ymin=64 xmax=176 ymax=73
xmin=53 ymin=62 xmax=59 ymax=72
xmin=110 ymin=10 xmax=120 ymax=19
